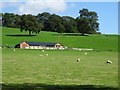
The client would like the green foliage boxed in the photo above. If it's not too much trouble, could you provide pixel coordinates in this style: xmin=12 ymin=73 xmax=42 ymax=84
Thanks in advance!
xmin=78 ymin=8 xmax=99 ymax=35
xmin=44 ymin=14 xmax=63 ymax=33
xmin=37 ymin=12 xmax=51 ymax=31
xmin=37 ymin=12 xmax=51 ymax=24
xmin=62 ymin=16 xmax=78 ymax=33
xmin=77 ymin=17 xmax=90 ymax=35
xmin=56 ymin=23 xmax=65 ymax=34
xmin=20 ymin=14 xmax=42 ymax=35
xmin=2 ymin=8 xmax=100 ymax=35
xmin=2 ymin=13 xmax=21 ymax=28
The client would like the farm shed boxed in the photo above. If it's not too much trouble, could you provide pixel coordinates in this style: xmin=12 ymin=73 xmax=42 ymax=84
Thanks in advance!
xmin=15 ymin=41 xmax=64 ymax=49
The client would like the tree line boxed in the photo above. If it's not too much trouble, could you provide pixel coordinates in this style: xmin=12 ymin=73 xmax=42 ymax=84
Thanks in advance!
xmin=2 ymin=8 xmax=100 ymax=35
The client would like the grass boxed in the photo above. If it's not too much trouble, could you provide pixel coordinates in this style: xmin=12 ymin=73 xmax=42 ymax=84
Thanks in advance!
xmin=2 ymin=48 xmax=118 ymax=89
xmin=1 ymin=27 xmax=119 ymax=89
xmin=2 ymin=27 xmax=118 ymax=51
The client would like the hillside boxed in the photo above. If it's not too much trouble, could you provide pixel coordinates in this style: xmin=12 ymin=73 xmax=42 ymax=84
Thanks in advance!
xmin=2 ymin=27 xmax=118 ymax=51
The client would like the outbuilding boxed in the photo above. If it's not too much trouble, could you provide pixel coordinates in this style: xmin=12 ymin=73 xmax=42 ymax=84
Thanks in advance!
xmin=15 ymin=41 xmax=64 ymax=49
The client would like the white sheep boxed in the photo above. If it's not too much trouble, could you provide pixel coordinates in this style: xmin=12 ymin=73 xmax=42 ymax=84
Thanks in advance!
xmin=85 ymin=52 xmax=87 ymax=55
xmin=42 ymin=50 xmax=44 ymax=52
xmin=77 ymin=59 xmax=80 ymax=62
xmin=46 ymin=54 xmax=48 ymax=56
xmin=40 ymin=54 xmax=43 ymax=56
xmin=107 ymin=60 xmax=112 ymax=64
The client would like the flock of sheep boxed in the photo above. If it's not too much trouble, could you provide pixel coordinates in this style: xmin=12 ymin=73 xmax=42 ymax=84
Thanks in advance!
xmin=77 ymin=58 xmax=112 ymax=64
xmin=76 ymin=52 xmax=112 ymax=64
xmin=13 ymin=48 xmax=112 ymax=64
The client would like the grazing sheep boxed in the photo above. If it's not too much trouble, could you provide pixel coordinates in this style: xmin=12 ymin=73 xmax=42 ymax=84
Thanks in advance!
xmin=77 ymin=59 xmax=80 ymax=62
xmin=42 ymin=50 xmax=44 ymax=52
xmin=46 ymin=54 xmax=48 ymax=56
xmin=85 ymin=52 xmax=87 ymax=55
xmin=40 ymin=54 xmax=43 ymax=56
xmin=79 ymin=49 xmax=82 ymax=51
xmin=107 ymin=60 xmax=112 ymax=64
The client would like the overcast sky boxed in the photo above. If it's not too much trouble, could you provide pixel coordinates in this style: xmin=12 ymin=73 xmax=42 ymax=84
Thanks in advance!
xmin=0 ymin=0 xmax=119 ymax=34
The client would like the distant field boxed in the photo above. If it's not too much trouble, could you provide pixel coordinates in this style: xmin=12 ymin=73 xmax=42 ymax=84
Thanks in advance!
xmin=2 ymin=48 xmax=118 ymax=89
xmin=2 ymin=27 xmax=118 ymax=51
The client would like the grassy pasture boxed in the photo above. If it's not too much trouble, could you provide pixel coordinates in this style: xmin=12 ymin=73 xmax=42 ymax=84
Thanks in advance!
xmin=2 ymin=48 xmax=118 ymax=89
xmin=2 ymin=27 xmax=118 ymax=51
xmin=1 ymin=27 xmax=118 ymax=89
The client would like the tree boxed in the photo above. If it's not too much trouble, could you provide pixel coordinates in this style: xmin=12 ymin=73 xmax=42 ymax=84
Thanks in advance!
xmin=14 ymin=14 xmax=21 ymax=28
xmin=2 ymin=13 xmax=21 ymax=28
xmin=2 ymin=13 xmax=14 ymax=27
xmin=37 ymin=12 xmax=51 ymax=31
xmin=77 ymin=17 xmax=90 ymax=35
xmin=56 ymin=23 xmax=65 ymax=34
xmin=77 ymin=8 xmax=99 ymax=35
xmin=62 ymin=16 xmax=78 ymax=33
xmin=50 ymin=14 xmax=63 ymax=32
xmin=43 ymin=14 xmax=63 ymax=32
xmin=37 ymin=12 xmax=51 ymax=24
xmin=20 ymin=14 xmax=42 ymax=35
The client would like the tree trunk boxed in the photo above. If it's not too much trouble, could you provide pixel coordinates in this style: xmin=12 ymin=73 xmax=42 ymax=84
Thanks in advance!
xmin=81 ymin=33 xmax=84 ymax=36
xmin=29 ymin=30 xmax=32 ymax=35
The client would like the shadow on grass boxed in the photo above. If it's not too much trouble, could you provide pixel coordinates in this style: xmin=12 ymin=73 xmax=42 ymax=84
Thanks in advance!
xmin=2 ymin=83 xmax=118 ymax=90
xmin=6 ymin=34 xmax=36 ymax=37
xmin=61 ymin=33 xmax=89 ymax=37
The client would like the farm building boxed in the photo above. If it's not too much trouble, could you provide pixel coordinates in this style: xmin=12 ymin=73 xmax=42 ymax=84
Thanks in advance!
xmin=15 ymin=41 xmax=64 ymax=49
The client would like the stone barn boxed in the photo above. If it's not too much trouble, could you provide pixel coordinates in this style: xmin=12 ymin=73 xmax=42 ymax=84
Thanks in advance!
xmin=15 ymin=41 xmax=64 ymax=49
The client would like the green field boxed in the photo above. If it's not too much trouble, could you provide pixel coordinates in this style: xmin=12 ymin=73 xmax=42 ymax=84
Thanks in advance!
xmin=2 ymin=27 xmax=118 ymax=89
xmin=2 ymin=49 xmax=118 ymax=89
xmin=2 ymin=27 xmax=118 ymax=51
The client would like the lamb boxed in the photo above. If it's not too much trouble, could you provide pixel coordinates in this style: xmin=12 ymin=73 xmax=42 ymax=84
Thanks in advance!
xmin=107 ymin=60 xmax=112 ymax=64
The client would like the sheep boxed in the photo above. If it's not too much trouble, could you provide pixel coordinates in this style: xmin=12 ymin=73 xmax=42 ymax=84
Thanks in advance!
xmin=79 ymin=49 xmax=82 ymax=51
xmin=46 ymin=54 xmax=48 ymax=56
xmin=107 ymin=60 xmax=112 ymax=64
xmin=13 ymin=49 xmax=15 ymax=51
xmin=40 ymin=54 xmax=43 ymax=56
xmin=42 ymin=50 xmax=44 ymax=52
xmin=85 ymin=52 xmax=87 ymax=55
xmin=77 ymin=58 xmax=80 ymax=62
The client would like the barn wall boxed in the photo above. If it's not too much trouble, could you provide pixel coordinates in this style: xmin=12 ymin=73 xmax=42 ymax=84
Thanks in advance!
xmin=20 ymin=42 xmax=29 ymax=48
xmin=18 ymin=42 xmax=64 ymax=49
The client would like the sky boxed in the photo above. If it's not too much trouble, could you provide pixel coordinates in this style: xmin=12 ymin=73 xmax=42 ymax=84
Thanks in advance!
xmin=0 ymin=0 xmax=119 ymax=34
